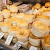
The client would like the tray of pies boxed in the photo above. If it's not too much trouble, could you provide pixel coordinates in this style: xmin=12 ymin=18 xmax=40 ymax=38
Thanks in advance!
xmin=0 ymin=1 xmax=50 ymax=50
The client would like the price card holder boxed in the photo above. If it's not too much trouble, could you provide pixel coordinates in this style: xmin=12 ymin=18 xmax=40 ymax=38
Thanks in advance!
xmin=5 ymin=35 xmax=13 ymax=45
xmin=12 ymin=41 xmax=23 ymax=50
xmin=0 ymin=32 xmax=4 ymax=39
xmin=29 ymin=46 xmax=38 ymax=50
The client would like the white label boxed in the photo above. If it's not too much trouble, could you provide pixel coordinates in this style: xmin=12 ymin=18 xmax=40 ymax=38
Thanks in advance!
xmin=0 ymin=32 xmax=4 ymax=39
xmin=5 ymin=35 xmax=13 ymax=45
xmin=34 ymin=9 xmax=38 ymax=14
xmin=29 ymin=46 xmax=37 ymax=50
xmin=12 ymin=41 xmax=23 ymax=50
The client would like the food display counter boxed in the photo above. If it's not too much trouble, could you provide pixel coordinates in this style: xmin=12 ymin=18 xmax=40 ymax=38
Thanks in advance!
xmin=0 ymin=0 xmax=50 ymax=50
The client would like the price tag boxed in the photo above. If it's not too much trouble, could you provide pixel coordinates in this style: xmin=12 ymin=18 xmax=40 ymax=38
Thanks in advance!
xmin=29 ymin=46 xmax=37 ymax=50
xmin=0 ymin=32 xmax=4 ymax=39
xmin=5 ymin=35 xmax=13 ymax=45
xmin=12 ymin=41 xmax=23 ymax=50
xmin=34 ymin=9 xmax=38 ymax=14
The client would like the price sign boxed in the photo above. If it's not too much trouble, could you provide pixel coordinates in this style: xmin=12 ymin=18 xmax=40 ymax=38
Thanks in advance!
xmin=5 ymin=35 xmax=13 ymax=45
xmin=12 ymin=41 xmax=23 ymax=50
xmin=0 ymin=32 xmax=4 ymax=39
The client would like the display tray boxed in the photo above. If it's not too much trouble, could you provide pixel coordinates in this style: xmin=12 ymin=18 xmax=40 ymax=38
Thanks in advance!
xmin=0 ymin=38 xmax=28 ymax=50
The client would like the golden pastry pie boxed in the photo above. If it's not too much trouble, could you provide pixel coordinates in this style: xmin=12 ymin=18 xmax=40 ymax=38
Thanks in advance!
xmin=10 ymin=5 xmax=18 ymax=12
xmin=45 ymin=2 xmax=50 ymax=7
xmin=42 ymin=12 xmax=50 ymax=17
xmin=9 ymin=17 xmax=19 ymax=26
xmin=16 ymin=13 xmax=25 ymax=19
xmin=29 ymin=33 xmax=40 ymax=46
xmin=23 ymin=14 xmax=35 ymax=23
xmin=42 ymin=34 xmax=50 ymax=50
xmin=17 ymin=19 xmax=28 ymax=28
xmin=37 ymin=15 xmax=50 ymax=26
xmin=2 ymin=9 xmax=10 ymax=18
xmin=11 ymin=12 xmax=17 ymax=18
xmin=0 ymin=22 xmax=11 ymax=32
xmin=31 ymin=20 xmax=49 ymax=37
xmin=8 ymin=26 xmax=20 ymax=37
xmin=32 ymin=3 xmax=41 ymax=11
xmin=0 ymin=11 xmax=3 ymax=21
xmin=16 ymin=28 xmax=30 ymax=43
